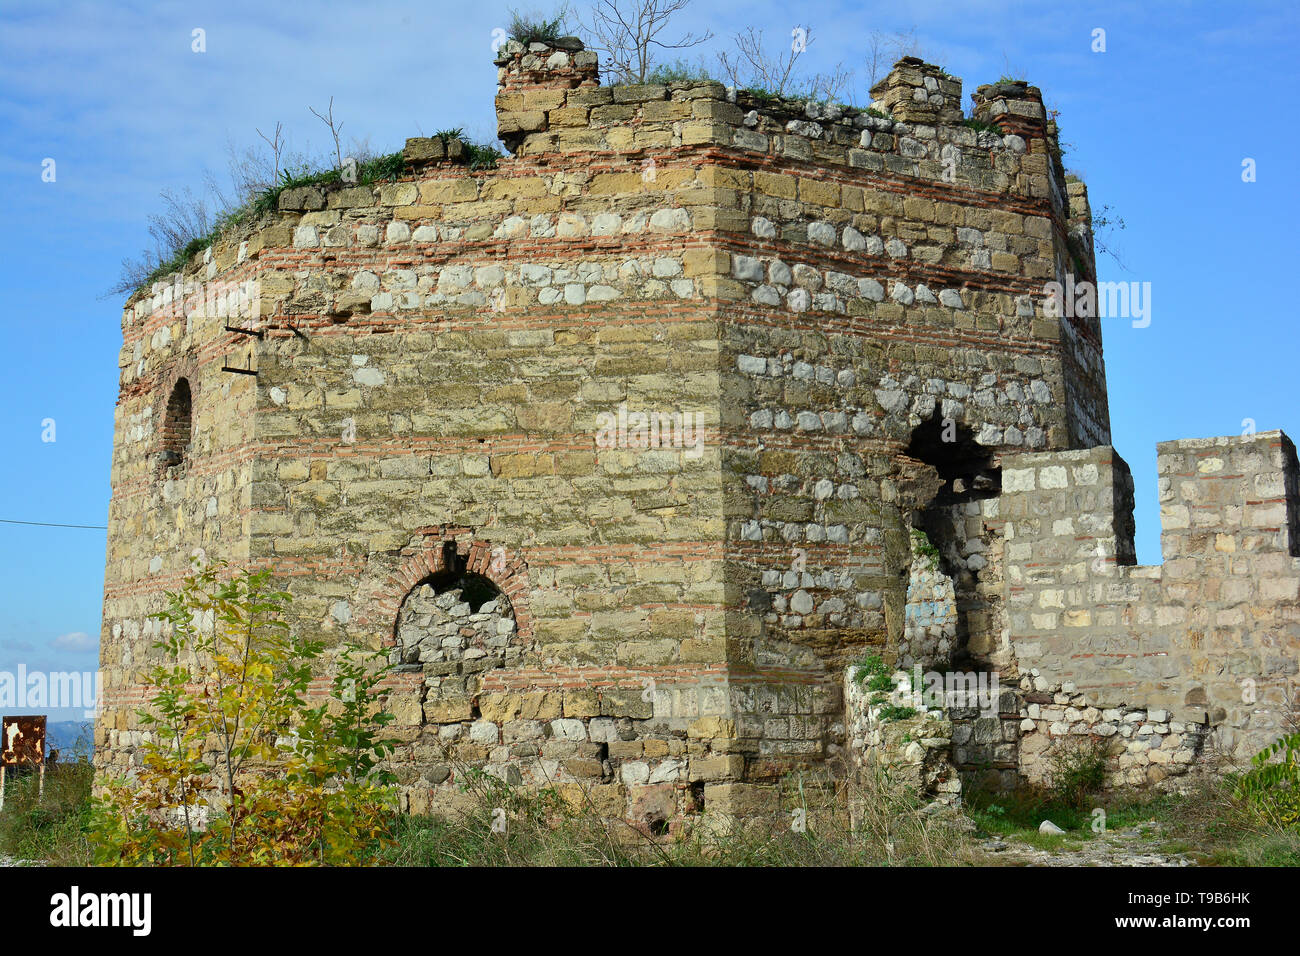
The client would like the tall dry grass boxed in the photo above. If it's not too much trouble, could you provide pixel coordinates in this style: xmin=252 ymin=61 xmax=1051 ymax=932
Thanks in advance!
xmin=382 ymin=759 xmax=977 ymax=867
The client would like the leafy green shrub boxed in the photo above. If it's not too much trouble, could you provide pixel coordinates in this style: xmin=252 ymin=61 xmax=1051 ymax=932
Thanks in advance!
xmin=738 ymin=84 xmax=842 ymax=110
xmin=465 ymin=143 xmax=502 ymax=170
xmin=431 ymin=128 xmax=503 ymax=171
xmin=645 ymin=59 xmax=717 ymax=85
xmin=960 ymin=116 xmax=1002 ymax=136
xmin=877 ymin=703 xmax=920 ymax=722
xmin=741 ymin=85 xmax=780 ymax=103
xmin=910 ymin=527 xmax=940 ymax=570
xmin=1235 ymin=731 xmax=1300 ymax=828
xmin=851 ymin=653 xmax=893 ymax=692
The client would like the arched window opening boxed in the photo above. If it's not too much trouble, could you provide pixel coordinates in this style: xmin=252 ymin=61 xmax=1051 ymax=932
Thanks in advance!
xmin=161 ymin=378 xmax=193 ymax=469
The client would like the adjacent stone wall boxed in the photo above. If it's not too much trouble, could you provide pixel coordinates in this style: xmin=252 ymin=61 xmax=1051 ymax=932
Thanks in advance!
xmin=997 ymin=431 xmax=1300 ymax=779
xmin=1015 ymin=677 xmax=1207 ymax=788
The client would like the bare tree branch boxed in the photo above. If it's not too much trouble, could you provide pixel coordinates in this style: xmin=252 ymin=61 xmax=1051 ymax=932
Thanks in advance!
xmin=716 ymin=25 xmax=850 ymax=102
xmin=581 ymin=0 xmax=712 ymax=83
xmin=110 ymin=187 xmax=215 ymax=294
xmin=109 ymin=118 xmax=314 ymax=295
xmin=309 ymin=97 xmax=345 ymax=169
xmin=865 ymin=28 xmax=922 ymax=93
xmin=1090 ymin=203 xmax=1130 ymax=272
xmin=256 ymin=122 xmax=285 ymax=183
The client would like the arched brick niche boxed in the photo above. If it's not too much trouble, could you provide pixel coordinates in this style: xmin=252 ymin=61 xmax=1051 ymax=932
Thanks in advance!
xmin=391 ymin=573 xmax=519 ymax=670
xmin=390 ymin=572 xmax=522 ymax=671
xmin=356 ymin=528 xmax=533 ymax=649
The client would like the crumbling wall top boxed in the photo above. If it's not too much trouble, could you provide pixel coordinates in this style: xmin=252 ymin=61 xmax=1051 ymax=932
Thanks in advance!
xmin=868 ymin=56 xmax=963 ymax=124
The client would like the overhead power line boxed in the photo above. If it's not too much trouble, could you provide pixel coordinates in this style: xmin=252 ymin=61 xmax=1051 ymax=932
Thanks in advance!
xmin=0 ymin=518 xmax=107 ymax=530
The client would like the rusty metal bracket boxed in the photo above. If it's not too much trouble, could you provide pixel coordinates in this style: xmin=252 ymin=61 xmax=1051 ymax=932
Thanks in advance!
xmin=221 ymin=353 xmax=258 ymax=376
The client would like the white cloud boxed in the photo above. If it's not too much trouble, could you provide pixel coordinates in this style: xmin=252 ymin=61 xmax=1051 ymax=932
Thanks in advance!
xmin=51 ymin=631 xmax=97 ymax=653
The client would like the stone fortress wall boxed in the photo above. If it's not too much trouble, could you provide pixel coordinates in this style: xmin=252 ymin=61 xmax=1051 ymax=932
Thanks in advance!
xmin=96 ymin=35 xmax=1298 ymax=828
xmin=997 ymin=432 xmax=1300 ymax=786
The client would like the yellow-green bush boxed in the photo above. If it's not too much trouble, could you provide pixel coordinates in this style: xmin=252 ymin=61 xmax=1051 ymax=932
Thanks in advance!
xmin=92 ymin=561 xmax=400 ymax=866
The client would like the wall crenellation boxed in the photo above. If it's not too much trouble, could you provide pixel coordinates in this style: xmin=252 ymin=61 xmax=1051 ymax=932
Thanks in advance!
xmin=995 ymin=431 xmax=1300 ymax=782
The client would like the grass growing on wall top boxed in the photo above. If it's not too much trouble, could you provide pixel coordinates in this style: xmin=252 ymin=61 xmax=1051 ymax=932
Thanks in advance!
xmin=850 ymin=653 xmax=917 ymax=723
xmin=507 ymin=10 xmax=568 ymax=44
xmin=123 ymin=134 xmax=502 ymax=297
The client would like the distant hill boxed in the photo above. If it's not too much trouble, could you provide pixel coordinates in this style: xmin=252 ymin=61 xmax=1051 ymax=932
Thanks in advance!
xmin=45 ymin=721 xmax=93 ymax=760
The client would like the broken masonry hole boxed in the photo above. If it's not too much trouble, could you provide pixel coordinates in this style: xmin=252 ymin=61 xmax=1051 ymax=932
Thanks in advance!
xmin=689 ymin=780 xmax=706 ymax=813
xmin=903 ymin=412 xmax=1000 ymax=506
xmin=458 ymin=573 xmax=501 ymax=612
xmin=903 ymin=413 xmax=1001 ymax=671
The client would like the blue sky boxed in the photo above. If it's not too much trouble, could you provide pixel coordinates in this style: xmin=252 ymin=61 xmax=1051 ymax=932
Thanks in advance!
xmin=1 ymin=0 xmax=1295 ymax=718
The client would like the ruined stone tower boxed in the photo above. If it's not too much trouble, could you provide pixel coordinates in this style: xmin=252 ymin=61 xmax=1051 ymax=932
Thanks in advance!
xmin=99 ymin=39 xmax=1299 ymax=824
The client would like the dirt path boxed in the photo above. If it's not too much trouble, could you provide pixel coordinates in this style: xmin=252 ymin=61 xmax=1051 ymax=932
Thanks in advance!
xmin=975 ymin=822 xmax=1197 ymax=866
